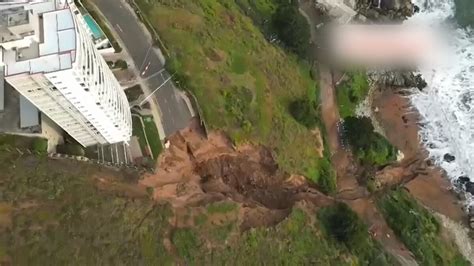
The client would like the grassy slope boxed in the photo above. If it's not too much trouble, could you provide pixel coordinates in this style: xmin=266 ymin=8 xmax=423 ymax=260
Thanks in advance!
xmin=142 ymin=115 xmax=163 ymax=159
xmin=0 ymin=140 xmax=464 ymax=265
xmin=378 ymin=189 xmax=469 ymax=265
xmin=336 ymin=72 xmax=370 ymax=118
xmin=173 ymin=207 xmax=378 ymax=265
xmin=0 ymin=143 xmax=383 ymax=265
xmin=0 ymin=146 xmax=173 ymax=265
xmin=137 ymin=0 xmax=324 ymax=179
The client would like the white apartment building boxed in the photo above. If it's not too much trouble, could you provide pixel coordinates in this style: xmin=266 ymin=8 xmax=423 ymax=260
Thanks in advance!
xmin=0 ymin=0 xmax=132 ymax=146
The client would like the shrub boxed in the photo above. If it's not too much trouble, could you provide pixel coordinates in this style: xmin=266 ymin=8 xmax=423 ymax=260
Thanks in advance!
xmin=336 ymin=72 xmax=369 ymax=118
xmin=32 ymin=138 xmax=48 ymax=154
xmin=272 ymin=1 xmax=310 ymax=57
xmin=222 ymin=86 xmax=253 ymax=129
xmin=318 ymin=203 xmax=393 ymax=265
xmin=172 ymin=228 xmax=199 ymax=263
xmin=318 ymin=203 xmax=365 ymax=245
xmin=315 ymin=157 xmax=336 ymax=194
xmin=342 ymin=116 xmax=396 ymax=166
xmin=289 ymin=99 xmax=319 ymax=128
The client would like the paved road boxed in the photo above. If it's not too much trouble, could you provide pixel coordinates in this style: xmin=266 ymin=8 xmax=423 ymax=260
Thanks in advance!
xmin=94 ymin=0 xmax=192 ymax=136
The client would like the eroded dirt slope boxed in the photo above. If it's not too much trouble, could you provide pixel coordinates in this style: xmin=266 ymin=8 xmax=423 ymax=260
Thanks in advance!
xmin=141 ymin=118 xmax=334 ymax=229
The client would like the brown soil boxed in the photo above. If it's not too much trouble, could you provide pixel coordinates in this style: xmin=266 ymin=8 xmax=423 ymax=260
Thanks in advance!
xmin=0 ymin=202 xmax=13 ymax=231
xmin=317 ymin=66 xmax=418 ymax=264
xmin=141 ymin=118 xmax=335 ymax=229
xmin=319 ymin=65 xmax=359 ymax=192
xmin=373 ymin=88 xmax=466 ymax=222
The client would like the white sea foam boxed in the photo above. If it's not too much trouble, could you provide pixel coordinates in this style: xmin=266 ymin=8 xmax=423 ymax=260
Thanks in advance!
xmin=407 ymin=0 xmax=474 ymax=205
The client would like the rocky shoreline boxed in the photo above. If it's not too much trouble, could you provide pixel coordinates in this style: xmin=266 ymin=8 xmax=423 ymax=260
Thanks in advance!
xmin=371 ymin=81 xmax=474 ymax=259
xmin=357 ymin=0 xmax=417 ymax=21
xmin=355 ymin=0 xmax=474 ymax=254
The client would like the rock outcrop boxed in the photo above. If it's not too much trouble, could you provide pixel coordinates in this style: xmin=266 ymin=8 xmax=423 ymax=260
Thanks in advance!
xmin=370 ymin=71 xmax=427 ymax=90
xmin=357 ymin=0 xmax=416 ymax=22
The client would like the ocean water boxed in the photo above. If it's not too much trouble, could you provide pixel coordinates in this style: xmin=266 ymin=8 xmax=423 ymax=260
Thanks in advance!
xmin=406 ymin=0 xmax=474 ymax=205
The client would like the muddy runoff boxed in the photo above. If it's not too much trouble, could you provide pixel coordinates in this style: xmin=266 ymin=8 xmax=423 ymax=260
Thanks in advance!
xmin=140 ymin=119 xmax=334 ymax=229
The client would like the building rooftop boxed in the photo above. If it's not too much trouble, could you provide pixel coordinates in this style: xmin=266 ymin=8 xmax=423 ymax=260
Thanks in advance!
xmin=0 ymin=0 xmax=76 ymax=77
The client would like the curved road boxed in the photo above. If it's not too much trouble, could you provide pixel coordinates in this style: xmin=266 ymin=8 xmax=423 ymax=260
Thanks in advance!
xmin=93 ymin=0 xmax=192 ymax=137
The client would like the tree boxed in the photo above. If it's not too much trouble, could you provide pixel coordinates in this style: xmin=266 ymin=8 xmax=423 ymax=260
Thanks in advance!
xmin=319 ymin=203 xmax=366 ymax=245
xmin=289 ymin=99 xmax=319 ymax=128
xmin=342 ymin=116 xmax=396 ymax=166
xmin=272 ymin=1 xmax=310 ymax=57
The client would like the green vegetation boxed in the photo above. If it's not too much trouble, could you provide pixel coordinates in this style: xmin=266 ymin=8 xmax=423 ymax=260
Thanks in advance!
xmin=314 ymin=154 xmax=337 ymax=194
xmin=289 ymin=98 xmax=320 ymax=128
xmin=0 ymin=140 xmax=465 ymax=265
xmin=79 ymin=0 xmax=122 ymax=52
xmin=172 ymin=228 xmax=200 ymax=264
xmin=167 ymin=207 xmax=394 ymax=265
xmin=206 ymin=201 xmax=237 ymax=214
xmin=336 ymin=72 xmax=370 ymax=118
xmin=136 ymin=0 xmax=326 ymax=181
xmin=343 ymin=116 xmax=397 ymax=166
xmin=272 ymin=0 xmax=311 ymax=57
xmin=193 ymin=208 xmax=359 ymax=265
xmin=0 ymin=145 xmax=173 ymax=264
xmin=132 ymin=116 xmax=148 ymax=157
xmin=131 ymin=114 xmax=162 ymax=160
xmin=0 ymin=134 xmax=47 ymax=155
xmin=142 ymin=116 xmax=163 ymax=159
xmin=318 ymin=203 xmax=394 ymax=265
xmin=32 ymin=138 xmax=48 ymax=155
xmin=235 ymin=0 xmax=278 ymax=35
xmin=194 ymin=213 xmax=208 ymax=226
xmin=289 ymin=81 xmax=320 ymax=129
xmin=378 ymin=189 xmax=469 ymax=266
xmin=0 ymin=134 xmax=45 ymax=151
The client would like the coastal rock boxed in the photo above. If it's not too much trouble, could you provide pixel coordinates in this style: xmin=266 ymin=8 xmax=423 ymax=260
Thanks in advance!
xmin=459 ymin=176 xmax=471 ymax=183
xmin=413 ymin=4 xmax=420 ymax=13
xmin=465 ymin=182 xmax=474 ymax=195
xmin=372 ymin=71 xmax=427 ymax=89
xmin=356 ymin=0 xmax=414 ymax=22
xmin=469 ymin=215 xmax=474 ymax=229
xmin=414 ymin=74 xmax=427 ymax=90
xmin=469 ymin=206 xmax=474 ymax=216
xmin=444 ymin=153 xmax=456 ymax=163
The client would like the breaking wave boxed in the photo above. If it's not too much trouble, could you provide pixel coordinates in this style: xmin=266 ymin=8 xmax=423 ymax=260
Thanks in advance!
xmin=407 ymin=0 xmax=474 ymax=205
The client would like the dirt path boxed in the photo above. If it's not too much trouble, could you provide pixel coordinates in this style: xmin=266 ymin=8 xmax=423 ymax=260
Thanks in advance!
xmin=318 ymin=65 xmax=418 ymax=264
xmin=301 ymin=3 xmax=417 ymax=261
xmin=318 ymin=65 xmax=360 ymax=192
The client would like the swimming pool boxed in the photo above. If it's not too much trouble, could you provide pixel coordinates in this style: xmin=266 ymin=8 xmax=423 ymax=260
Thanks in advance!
xmin=83 ymin=14 xmax=104 ymax=40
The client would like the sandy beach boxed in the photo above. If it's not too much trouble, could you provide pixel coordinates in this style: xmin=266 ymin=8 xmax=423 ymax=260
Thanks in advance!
xmin=372 ymin=86 xmax=466 ymax=222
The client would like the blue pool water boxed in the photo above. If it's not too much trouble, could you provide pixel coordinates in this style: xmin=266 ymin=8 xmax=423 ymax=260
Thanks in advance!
xmin=83 ymin=14 xmax=104 ymax=40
